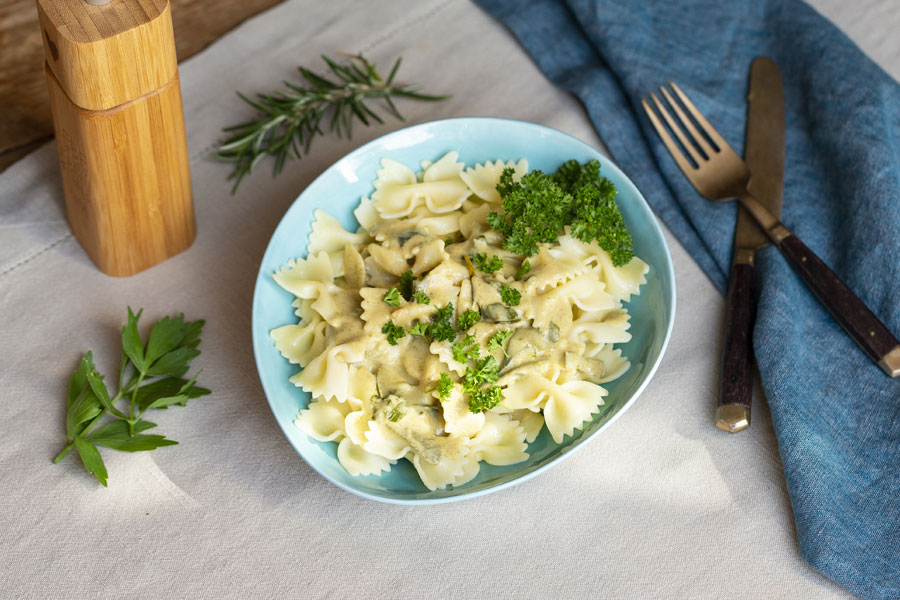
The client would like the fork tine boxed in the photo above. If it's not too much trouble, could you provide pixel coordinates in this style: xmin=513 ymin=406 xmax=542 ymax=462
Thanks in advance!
xmin=668 ymin=82 xmax=729 ymax=151
xmin=659 ymin=85 xmax=714 ymax=157
xmin=641 ymin=97 xmax=694 ymax=175
xmin=649 ymin=92 xmax=703 ymax=166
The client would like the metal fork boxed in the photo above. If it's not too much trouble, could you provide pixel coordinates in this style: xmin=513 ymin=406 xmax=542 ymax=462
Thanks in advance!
xmin=642 ymin=82 xmax=900 ymax=377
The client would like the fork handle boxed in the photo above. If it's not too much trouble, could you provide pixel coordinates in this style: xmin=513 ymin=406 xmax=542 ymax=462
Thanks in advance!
xmin=716 ymin=254 xmax=756 ymax=433
xmin=776 ymin=232 xmax=900 ymax=377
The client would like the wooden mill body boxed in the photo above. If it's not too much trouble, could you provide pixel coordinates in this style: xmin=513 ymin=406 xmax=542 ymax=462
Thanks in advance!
xmin=38 ymin=0 xmax=195 ymax=277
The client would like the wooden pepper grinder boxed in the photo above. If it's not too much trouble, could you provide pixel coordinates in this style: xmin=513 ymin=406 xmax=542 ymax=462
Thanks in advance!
xmin=38 ymin=0 xmax=195 ymax=277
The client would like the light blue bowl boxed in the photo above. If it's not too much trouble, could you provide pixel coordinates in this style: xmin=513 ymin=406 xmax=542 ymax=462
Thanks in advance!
xmin=252 ymin=118 xmax=676 ymax=504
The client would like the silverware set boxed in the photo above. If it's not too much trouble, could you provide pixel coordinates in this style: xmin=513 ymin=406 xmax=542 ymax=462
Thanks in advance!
xmin=642 ymin=58 xmax=900 ymax=433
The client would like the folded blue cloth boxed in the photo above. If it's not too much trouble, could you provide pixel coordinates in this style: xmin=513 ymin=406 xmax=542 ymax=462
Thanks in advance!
xmin=473 ymin=0 xmax=900 ymax=597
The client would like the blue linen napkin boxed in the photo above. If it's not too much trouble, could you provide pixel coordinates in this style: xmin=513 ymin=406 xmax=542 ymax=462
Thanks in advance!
xmin=473 ymin=1 xmax=900 ymax=597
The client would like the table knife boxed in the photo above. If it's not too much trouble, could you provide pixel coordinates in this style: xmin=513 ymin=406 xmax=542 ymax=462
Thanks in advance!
xmin=716 ymin=57 xmax=785 ymax=433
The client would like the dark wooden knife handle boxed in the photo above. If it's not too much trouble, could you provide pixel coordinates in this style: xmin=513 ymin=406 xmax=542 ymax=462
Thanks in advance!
xmin=778 ymin=234 xmax=900 ymax=377
xmin=716 ymin=259 xmax=755 ymax=433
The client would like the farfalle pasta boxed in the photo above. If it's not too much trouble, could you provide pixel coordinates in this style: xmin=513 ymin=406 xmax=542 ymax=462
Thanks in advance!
xmin=271 ymin=152 xmax=648 ymax=490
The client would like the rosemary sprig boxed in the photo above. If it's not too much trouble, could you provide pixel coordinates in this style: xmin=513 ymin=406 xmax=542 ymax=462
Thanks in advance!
xmin=215 ymin=53 xmax=450 ymax=192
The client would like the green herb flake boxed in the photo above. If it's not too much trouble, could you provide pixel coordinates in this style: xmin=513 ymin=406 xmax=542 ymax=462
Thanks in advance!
xmin=499 ymin=284 xmax=522 ymax=307
xmin=488 ymin=329 xmax=513 ymax=357
xmin=457 ymin=309 xmax=481 ymax=331
xmin=515 ymin=259 xmax=531 ymax=281
xmin=488 ymin=160 xmax=634 ymax=266
xmin=399 ymin=269 xmax=415 ymax=301
xmin=451 ymin=335 xmax=481 ymax=364
xmin=381 ymin=320 xmax=406 ymax=345
xmin=385 ymin=396 xmax=407 ymax=422
xmin=428 ymin=372 xmax=454 ymax=402
xmin=383 ymin=287 xmax=403 ymax=307
xmin=468 ymin=386 xmax=504 ymax=413
xmin=463 ymin=355 xmax=500 ymax=393
xmin=408 ymin=322 xmax=429 ymax=337
xmin=412 ymin=290 xmax=430 ymax=305
xmin=472 ymin=252 xmax=504 ymax=275
xmin=427 ymin=303 xmax=456 ymax=343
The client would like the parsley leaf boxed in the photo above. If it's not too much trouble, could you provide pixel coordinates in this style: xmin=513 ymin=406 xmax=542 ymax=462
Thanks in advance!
xmin=472 ymin=252 xmax=504 ymax=275
xmin=488 ymin=329 xmax=513 ymax=357
xmin=457 ymin=309 xmax=481 ymax=331
xmin=468 ymin=386 xmax=504 ymax=413
xmin=515 ymin=259 xmax=531 ymax=281
xmin=54 ymin=307 xmax=208 ymax=487
xmin=381 ymin=320 xmax=406 ymax=345
xmin=408 ymin=322 xmax=429 ymax=337
xmin=499 ymin=284 xmax=521 ymax=306
xmin=428 ymin=372 xmax=454 ymax=401
xmin=383 ymin=287 xmax=403 ymax=307
xmin=412 ymin=290 xmax=430 ymax=304
xmin=427 ymin=303 xmax=456 ymax=343
xmin=399 ymin=269 xmax=415 ymax=300
xmin=488 ymin=160 xmax=634 ymax=266
xmin=452 ymin=335 xmax=481 ymax=364
xmin=463 ymin=355 xmax=500 ymax=393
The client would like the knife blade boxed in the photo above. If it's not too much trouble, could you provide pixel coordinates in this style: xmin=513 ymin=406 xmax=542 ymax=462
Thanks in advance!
xmin=715 ymin=57 xmax=785 ymax=433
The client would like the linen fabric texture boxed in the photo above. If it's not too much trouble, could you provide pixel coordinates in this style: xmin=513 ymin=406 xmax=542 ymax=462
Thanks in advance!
xmin=472 ymin=0 xmax=900 ymax=598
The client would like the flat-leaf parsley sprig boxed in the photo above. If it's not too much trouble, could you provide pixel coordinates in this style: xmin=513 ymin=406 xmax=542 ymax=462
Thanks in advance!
xmin=215 ymin=54 xmax=450 ymax=192
xmin=54 ymin=308 xmax=210 ymax=487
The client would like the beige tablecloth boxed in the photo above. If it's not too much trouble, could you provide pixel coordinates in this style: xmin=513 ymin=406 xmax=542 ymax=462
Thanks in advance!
xmin=3 ymin=1 xmax=897 ymax=598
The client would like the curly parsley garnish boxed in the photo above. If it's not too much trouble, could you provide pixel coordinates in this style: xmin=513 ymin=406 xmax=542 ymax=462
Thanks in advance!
xmin=427 ymin=303 xmax=456 ymax=343
xmin=487 ymin=159 xmax=633 ymax=266
xmin=463 ymin=355 xmax=500 ymax=392
xmin=381 ymin=320 xmax=406 ymax=345
xmin=488 ymin=329 xmax=513 ymax=357
xmin=412 ymin=290 xmax=430 ymax=304
xmin=468 ymin=385 xmax=504 ymax=413
xmin=383 ymin=287 xmax=403 ymax=307
xmin=452 ymin=335 xmax=480 ymax=364
xmin=472 ymin=252 xmax=503 ymax=275
xmin=499 ymin=283 xmax=521 ymax=306
xmin=429 ymin=372 xmax=454 ymax=401
xmin=408 ymin=322 xmax=428 ymax=337
xmin=457 ymin=309 xmax=481 ymax=331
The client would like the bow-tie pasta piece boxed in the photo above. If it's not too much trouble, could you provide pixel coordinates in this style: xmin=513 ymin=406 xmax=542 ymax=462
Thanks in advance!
xmin=413 ymin=451 xmax=479 ymax=491
xmin=364 ymin=421 xmax=412 ymax=461
xmin=441 ymin=385 xmax=486 ymax=437
xmin=467 ymin=412 xmax=529 ymax=466
xmin=295 ymin=397 xmax=352 ymax=442
xmin=460 ymin=158 xmax=528 ymax=204
xmin=510 ymin=409 xmax=545 ymax=444
xmin=291 ymin=340 xmax=367 ymax=403
xmin=569 ymin=308 xmax=632 ymax=347
xmin=337 ymin=438 xmax=395 ymax=476
xmin=309 ymin=207 xmax=368 ymax=252
xmin=353 ymin=195 xmax=381 ymax=231
xmin=273 ymin=251 xmax=344 ymax=321
xmin=372 ymin=152 xmax=470 ymax=218
xmin=542 ymin=379 xmax=609 ymax=443
xmin=270 ymin=318 xmax=327 ymax=368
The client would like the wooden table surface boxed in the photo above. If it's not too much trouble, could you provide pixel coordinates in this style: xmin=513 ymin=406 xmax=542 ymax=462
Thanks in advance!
xmin=0 ymin=0 xmax=283 ymax=172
